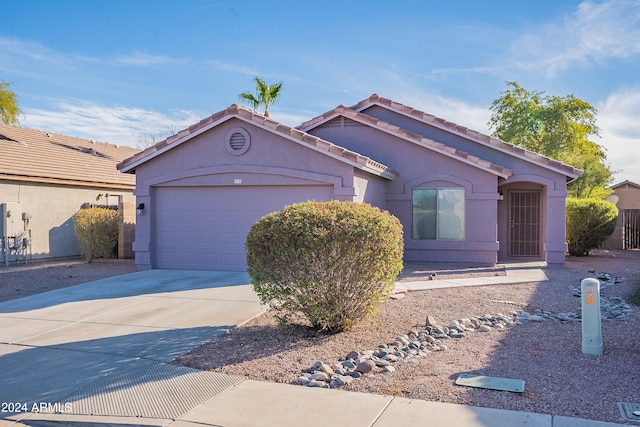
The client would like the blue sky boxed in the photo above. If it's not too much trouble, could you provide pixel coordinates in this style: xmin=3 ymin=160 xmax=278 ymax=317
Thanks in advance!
xmin=3 ymin=0 xmax=639 ymax=184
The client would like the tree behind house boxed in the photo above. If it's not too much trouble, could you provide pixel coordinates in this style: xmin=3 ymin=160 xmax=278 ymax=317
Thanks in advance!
xmin=489 ymin=82 xmax=613 ymax=198
xmin=239 ymin=77 xmax=283 ymax=118
xmin=0 ymin=80 xmax=21 ymax=124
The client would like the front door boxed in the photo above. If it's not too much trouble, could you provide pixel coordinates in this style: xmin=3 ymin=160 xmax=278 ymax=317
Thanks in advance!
xmin=508 ymin=191 xmax=541 ymax=257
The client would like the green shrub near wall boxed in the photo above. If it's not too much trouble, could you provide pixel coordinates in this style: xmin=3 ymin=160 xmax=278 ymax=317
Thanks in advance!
xmin=73 ymin=207 xmax=119 ymax=262
xmin=245 ymin=201 xmax=404 ymax=333
xmin=566 ymin=197 xmax=618 ymax=256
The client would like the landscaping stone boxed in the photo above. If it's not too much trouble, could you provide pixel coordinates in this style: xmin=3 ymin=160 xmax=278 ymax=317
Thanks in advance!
xmin=297 ymin=277 xmax=633 ymax=390
xmin=355 ymin=360 xmax=376 ymax=374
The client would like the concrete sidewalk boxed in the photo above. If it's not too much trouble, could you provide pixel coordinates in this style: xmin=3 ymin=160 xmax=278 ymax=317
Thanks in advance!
xmin=395 ymin=261 xmax=550 ymax=291
xmin=1 ymin=267 xmax=633 ymax=427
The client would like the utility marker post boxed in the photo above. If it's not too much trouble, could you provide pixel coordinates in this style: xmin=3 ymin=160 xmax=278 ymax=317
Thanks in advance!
xmin=581 ymin=278 xmax=603 ymax=356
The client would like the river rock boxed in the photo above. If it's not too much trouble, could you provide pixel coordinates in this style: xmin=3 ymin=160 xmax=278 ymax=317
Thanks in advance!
xmin=356 ymin=360 xmax=376 ymax=374
xmin=426 ymin=315 xmax=439 ymax=327
xmin=345 ymin=350 xmax=360 ymax=360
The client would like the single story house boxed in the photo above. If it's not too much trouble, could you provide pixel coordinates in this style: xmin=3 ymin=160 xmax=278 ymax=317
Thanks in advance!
xmin=118 ymin=94 xmax=582 ymax=271
xmin=0 ymin=124 xmax=139 ymax=262
xmin=603 ymin=180 xmax=640 ymax=249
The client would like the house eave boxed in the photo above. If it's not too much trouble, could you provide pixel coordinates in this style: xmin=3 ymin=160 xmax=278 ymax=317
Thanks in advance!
xmin=0 ymin=173 xmax=136 ymax=190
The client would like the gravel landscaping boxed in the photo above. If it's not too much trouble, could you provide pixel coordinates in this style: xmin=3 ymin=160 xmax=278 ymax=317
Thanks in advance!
xmin=2 ymin=251 xmax=638 ymax=424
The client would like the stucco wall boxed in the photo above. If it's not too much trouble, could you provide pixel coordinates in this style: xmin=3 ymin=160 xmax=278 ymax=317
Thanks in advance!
xmin=310 ymin=120 xmax=501 ymax=265
xmin=613 ymin=183 xmax=640 ymax=209
xmin=0 ymin=180 xmax=135 ymax=260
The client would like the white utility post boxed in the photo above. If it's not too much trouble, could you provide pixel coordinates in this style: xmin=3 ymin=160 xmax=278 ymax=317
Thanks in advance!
xmin=581 ymin=278 xmax=603 ymax=356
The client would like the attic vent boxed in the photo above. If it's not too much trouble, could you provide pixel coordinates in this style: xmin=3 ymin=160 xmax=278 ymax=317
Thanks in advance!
xmin=229 ymin=133 xmax=246 ymax=150
xmin=225 ymin=127 xmax=251 ymax=155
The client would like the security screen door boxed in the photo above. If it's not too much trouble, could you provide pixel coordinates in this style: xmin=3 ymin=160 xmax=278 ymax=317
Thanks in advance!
xmin=508 ymin=191 xmax=541 ymax=257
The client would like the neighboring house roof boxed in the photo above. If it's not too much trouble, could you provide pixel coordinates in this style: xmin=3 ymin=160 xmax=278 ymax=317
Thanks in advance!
xmin=0 ymin=124 xmax=139 ymax=189
xmin=117 ymin=104 xmax=398 ymax=180
xmin=298 ymin=105 xmax=512 ymax=179
xmin=611 ymin=180 xmax=640 ymax=189
xmin=350 ymin=94 xmax=582 ymax=180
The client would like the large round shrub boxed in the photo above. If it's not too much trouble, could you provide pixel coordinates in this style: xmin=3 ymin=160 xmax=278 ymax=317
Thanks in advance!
xmin=566 ymin=197 xmax=618 ymax=256
xmin=73 ymin=207 xmax=119 ymax=262
xmin=245 ymin=201 xmax=404 ymax=333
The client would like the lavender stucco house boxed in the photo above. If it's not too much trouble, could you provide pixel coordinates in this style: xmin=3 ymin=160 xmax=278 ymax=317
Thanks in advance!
xmin=117 ymin=94 xmax=582 ymax=271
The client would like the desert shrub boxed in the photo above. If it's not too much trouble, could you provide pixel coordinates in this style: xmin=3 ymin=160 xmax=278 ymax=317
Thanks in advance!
xmin=73 ymin=207 xmax=119 ymax=262
xmin=566 ymin=197 xmax=618 ymax=256
xmin=245 ymin=200 xmax=404 ymax=333
xmin=629 ymin=275 xmax=640 ymax=306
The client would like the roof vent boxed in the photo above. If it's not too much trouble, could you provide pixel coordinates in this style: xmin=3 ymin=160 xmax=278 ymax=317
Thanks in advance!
xmin=225 ymin=127 xmax=251 ymax=155
xmin=229 ymin=132 xmax=246 ymax=150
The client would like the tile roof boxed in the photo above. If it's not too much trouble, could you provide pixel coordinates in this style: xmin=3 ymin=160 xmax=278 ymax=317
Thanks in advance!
xmin=0 ymin=124 xmax=139 ymax=189
xmin=117 ymin=104 xmax=398 ymax=180
xmin=611 ymin=180 xmax=640 ymax=189
xmin=297 ymin=105 xmax=513 ymax=178
xmin=346 ymin=94 xmax=582 ymax=179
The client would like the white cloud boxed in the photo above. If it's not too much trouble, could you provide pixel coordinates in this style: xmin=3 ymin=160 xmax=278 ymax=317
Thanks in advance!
xmin=113 ymin=51 xmax=188 ymax=67
xmin=597 ymin=86 xmax=640 ymax=184
xmin=20 ymin=101 xmax=203 ymax=148
xmin=0 ymin=37 xmax=188 ymax=71
xmin=513 ymin=0 xmax=640 ymax=76
xmin=407 ymin=93 xmax=492 ymax=135
xmin=210 ymin=60 xmax=262 ymax=76
xmin=358 ymin=69 xmax=493 ymax=134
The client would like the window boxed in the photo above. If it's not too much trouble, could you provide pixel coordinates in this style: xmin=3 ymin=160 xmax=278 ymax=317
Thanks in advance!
xmin=412 ymin=188 xmax=465 ymax=240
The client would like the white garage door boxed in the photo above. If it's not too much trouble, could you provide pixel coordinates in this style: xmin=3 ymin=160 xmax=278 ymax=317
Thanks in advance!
xmin=154 ymin=185 xmax=332 ymax=271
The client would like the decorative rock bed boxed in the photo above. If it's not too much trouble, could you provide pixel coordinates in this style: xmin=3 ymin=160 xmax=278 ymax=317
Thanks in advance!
xmin=297 ymin=278 xmax=634 ymax=389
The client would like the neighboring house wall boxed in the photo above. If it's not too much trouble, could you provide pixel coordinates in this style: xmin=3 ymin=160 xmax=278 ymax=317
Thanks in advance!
xmin=0 ymin=180 xmax=135 ymax=259
xmin=0 ymin=124 xmax=139 ymax=262
xmin=613 ymin=182 xmax=640 ymax=209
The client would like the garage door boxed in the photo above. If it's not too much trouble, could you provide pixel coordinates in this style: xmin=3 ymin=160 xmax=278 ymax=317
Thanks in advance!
xmin=154 ymin=185 xmax=332 ymax=271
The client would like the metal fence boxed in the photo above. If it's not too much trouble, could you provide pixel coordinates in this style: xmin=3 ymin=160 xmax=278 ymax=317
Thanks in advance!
xmin=622 ymin=209 xmax=640 ymax=249
xmin=602 ymin=209 xmax=640 ymax=250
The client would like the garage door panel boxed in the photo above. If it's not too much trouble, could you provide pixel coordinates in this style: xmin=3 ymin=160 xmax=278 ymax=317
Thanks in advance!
xmin=154 ymin=186 xmax=332 ymax=271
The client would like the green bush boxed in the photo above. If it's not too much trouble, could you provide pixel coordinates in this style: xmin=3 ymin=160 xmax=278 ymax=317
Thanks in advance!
xmin=245 ymin=201 xmax=404 ymax=333
xmin=73 ymin=207 xmax=119 ymax=262
xmin=628 ymin=276 xmax=640 ymax=306
xmin=566 ymin=197 xmax=618 ymax=256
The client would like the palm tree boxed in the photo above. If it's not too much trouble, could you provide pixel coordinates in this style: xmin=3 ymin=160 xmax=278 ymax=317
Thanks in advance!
xmin=239 ymin=77 xmax=283 ymax=118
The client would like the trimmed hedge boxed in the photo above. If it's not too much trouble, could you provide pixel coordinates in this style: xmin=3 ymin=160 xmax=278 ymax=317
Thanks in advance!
xmin=566 ymin=197 xmax=618 ymax=256
xmin=245 ymin=201 xmax=404 ymax=333
xmin=73 ymin=207 xmax=119 ymax=262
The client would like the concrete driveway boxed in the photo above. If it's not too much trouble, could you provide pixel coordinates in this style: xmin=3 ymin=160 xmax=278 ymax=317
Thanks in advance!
xmin=0 ymin=269 xmax=263 ymax=422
